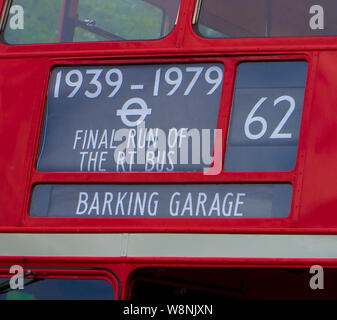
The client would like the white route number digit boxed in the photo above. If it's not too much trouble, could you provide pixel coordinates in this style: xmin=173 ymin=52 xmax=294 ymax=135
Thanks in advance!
xmin=244 ymin=95 xmax=296 ymax=140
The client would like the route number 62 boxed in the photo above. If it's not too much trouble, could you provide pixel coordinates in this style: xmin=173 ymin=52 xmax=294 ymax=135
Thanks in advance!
xmin=244 ymin=95 xmax=295 ymax=140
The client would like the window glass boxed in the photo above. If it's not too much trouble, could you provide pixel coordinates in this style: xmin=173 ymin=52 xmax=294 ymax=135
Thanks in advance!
xmin=29 ymin=183 xmax=292 ymax=219
xmin=198 ymin=24 xmax=225 ymax=38
xmin=130 ymin=267 xmax=337 ymax=300
xmin=36 ymin=63 xmax=223 ymax=173
xmin=196 ymin=0 xmax=337 ymax=38
xmin=3 ymin=0 xmax=180 ymax=44
xmin=0 ymin=278 xmax=115 ymax=300
xmin=224 ymin=62 xmax=307 ymax=172
xmin=131 ymin=279 xmax=241 ymax=300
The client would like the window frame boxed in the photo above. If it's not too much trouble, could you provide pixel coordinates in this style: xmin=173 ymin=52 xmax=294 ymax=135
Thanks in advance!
xmin=13 ymin=54 xmax=312 ymax=231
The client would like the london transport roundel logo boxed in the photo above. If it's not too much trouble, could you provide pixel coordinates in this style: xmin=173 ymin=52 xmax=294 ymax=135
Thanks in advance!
xmin=116 ymin=97 xmax=152 ymax=127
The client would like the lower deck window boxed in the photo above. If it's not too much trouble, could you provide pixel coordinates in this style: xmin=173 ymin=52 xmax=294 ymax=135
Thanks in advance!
xmin=0 ymin=278 xmax=115 ymax=300
xmin=129 ymin=267 xmax=335 ymax=300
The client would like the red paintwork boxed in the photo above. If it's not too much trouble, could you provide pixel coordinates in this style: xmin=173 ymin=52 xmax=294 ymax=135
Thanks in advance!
xmin=1 ymin=0 xmax=337 ymax=299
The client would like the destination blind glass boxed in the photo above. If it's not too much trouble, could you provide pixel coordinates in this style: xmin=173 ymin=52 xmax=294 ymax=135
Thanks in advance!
xmin=197 ymin=0 xmax=337 ymax=38
xmin=29 ymin=184 xmax=292 ymax=219
xmin=37 ymin=64 xmax=223 ymax=173
xmin=224 ymin=61 xmax=307 ymax=172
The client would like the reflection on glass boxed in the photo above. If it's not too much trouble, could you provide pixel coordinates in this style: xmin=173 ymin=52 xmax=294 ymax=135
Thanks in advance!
xmin=197 ymin=0 xmax=337 ymax=38
xmin=3 ymin=0 xmax=181 ymax=44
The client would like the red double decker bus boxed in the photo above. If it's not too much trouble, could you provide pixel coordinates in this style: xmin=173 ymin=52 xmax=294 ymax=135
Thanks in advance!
xmin=0 ymin=0 xmax=337 ymax=300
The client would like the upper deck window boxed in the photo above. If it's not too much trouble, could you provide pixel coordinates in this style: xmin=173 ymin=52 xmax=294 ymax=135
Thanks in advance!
xmin=2 ymin=0 xmax=180 ymax=44
xmin=196 ymin=0 xmax=337 ymax=38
